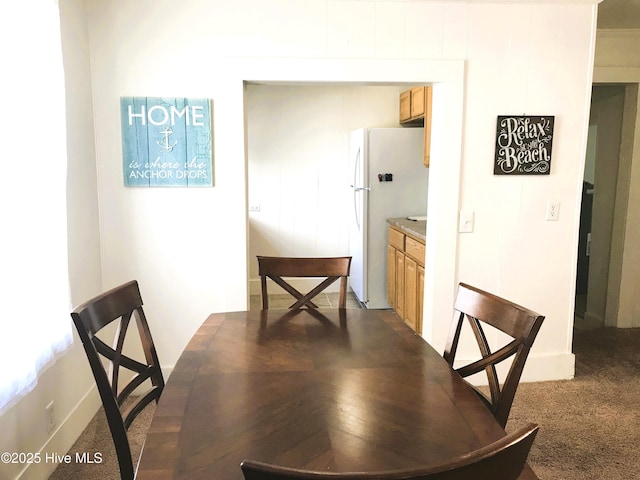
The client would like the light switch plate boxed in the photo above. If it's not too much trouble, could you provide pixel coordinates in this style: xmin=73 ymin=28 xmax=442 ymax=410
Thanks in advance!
xmin=459 ymin=211 xmax=474 ymax=233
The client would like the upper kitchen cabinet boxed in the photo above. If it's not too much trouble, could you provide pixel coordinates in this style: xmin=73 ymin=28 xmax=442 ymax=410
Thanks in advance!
xmin=399 ymin=87 xmax=425 ymax=123
xmin=399 ymin=89 xmax=411 ymax=123
xmin=399 ymin=86 xmax=432 ymax=167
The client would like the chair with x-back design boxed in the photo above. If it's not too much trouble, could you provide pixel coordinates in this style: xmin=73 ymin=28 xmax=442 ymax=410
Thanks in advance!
xmin=443 ymin=283 xmax=544 ymax=428
xmin=241 ymin=422 xmax=539 ymax=480
xmin=257 ymin=256 xmax=352 ymax=310
xmin=71 ymin=280 xmax=164 ymax=480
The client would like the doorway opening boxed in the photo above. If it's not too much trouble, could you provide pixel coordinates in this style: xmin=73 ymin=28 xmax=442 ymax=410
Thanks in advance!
xmin=575 ymin=84 xmax=635 ymax=329
xmin=245 ymin=83 xmax=429 ymax=309
xmin=233 ymin=57 xmax=465 ymax=343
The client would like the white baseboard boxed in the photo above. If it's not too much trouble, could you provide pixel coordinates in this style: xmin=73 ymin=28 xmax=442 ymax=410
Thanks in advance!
xmin=456 ymin=352 xmax=576 ymax=386
xmin=521 ymin=352 xmax=576 ymax=382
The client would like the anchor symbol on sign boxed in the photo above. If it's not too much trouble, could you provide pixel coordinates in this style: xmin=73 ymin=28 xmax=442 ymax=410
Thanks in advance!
xmin=157 ymin=126 xmax=178 ymax=152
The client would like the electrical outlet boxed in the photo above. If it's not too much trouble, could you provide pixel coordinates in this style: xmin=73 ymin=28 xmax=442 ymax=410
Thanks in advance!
xmin=546 ymin=201 xmax=560 ymax=221
xmin=249 ymin=204 xmax=260 ymax=212
xmin=45 ymin=401 xmax=56 ymax=434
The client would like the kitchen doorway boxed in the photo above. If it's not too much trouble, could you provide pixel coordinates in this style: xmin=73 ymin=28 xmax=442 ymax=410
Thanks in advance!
xmin=245 ymin=84 xmax=428 ymax=296
xmin=234 ymin=58 xmax=466 ymax=342
xmin=245 ymin=83 xmax=418 ymax=298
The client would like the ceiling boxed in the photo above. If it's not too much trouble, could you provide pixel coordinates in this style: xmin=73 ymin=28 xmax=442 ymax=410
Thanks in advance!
xmin=598 ymin=0 xmax=640 ymax=29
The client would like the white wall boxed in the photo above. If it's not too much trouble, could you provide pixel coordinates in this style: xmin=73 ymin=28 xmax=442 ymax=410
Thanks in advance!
xmin=246 ymin=84 xmax=406 ymax=293
xmin=0 ymin=1 xmax=104 ymax=479
xmin=449 ymin=3 xmax=597 ymax=377
xmin=83 ymin=0 xmax=599 ymax=383
xmin=3 ymin=2 xmax=603 ymax=478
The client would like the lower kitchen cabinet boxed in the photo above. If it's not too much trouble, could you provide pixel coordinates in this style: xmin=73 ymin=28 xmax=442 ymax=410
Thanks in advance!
xmin=404 ymin=257 xmax=419 ymax=332
xmin=417 ymin=265 xmax=425 ymax=333
xmin=395 ymin=250 xmax=406 ymax=320
xmin=387 ymin=245 xmax=396 ymax=309
xmin=387 ymin=225 xmax=425 ymax=335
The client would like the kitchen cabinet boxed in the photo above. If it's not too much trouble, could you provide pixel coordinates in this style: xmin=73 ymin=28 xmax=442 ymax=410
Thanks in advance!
xmin=395 ymin=250 xmax=406 ymax=320
xmin=399 ymin=86 xmax=425 ymax=123
xmin=387 ymin=245 xmax=396 ymax=309
xmin=417 ymin=265 xmax=425 ymax=332
xmin=410 ymin=86 xmax=425 ymax=119
xmin=387 ymin=225 xmax=425 ymax=335
xmin=399 ymin=90 xmax=412 ymax=124
xmin=404 ymin=257 xmax=418 ymax=332
xmin=398 ymin=86 xmax=433 ymax=168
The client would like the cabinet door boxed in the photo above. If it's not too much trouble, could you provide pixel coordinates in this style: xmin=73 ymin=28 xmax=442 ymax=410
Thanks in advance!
xmin=410 ymin=87 xmax=425 ymax=119
xmin=395 ymin=250 xmax=405 ymax=320
xmin=404 ymin=257 xmax=418 ymax=331
xmin=387 ymin=245 xmax=397 ymax=308
xmin=417 ymin=265 xmax=425 ymax=335
xmin=399 ymin=90 xmax=412 ymax=123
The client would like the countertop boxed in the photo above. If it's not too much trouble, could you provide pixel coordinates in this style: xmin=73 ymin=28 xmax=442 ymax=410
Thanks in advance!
xmin=387 ymin=217 xmax=426 ymax=242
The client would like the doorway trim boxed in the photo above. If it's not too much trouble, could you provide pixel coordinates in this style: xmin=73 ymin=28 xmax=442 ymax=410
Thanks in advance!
xmin=225 ymin=57 xmax=466 ymax=343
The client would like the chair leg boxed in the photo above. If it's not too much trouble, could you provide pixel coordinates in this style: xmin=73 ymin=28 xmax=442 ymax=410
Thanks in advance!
xmin=339 ymin=277 xmax=347 ymax=309
xmin=260 ymin=276 xmax=269 ymax=309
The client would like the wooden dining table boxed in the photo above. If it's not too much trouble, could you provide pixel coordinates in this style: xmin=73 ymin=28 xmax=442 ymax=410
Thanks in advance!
xmin=136 ymin=308 xmax=538 ymax=480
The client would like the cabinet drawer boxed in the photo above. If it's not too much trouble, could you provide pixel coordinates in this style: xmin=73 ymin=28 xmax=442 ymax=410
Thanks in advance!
xmin=388 ymin=227 xmax=405 ymax=250
xmin=405 ymin=236 xmax=425 ymax=264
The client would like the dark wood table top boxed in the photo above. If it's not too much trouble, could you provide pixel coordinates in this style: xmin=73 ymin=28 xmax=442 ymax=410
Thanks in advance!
xmin=136 ymin=308 xmax=538 ymax=480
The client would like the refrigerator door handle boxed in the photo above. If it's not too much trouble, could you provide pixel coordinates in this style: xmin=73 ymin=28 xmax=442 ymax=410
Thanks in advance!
xmin=352 ymin=147 xmax=367 ymax=230
xmin=351 ymin=147 xmax=362 ymax=190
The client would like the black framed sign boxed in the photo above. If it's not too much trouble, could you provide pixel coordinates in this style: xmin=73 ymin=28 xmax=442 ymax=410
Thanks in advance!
xmin=494 ymin=115 xmax=554 ymax=175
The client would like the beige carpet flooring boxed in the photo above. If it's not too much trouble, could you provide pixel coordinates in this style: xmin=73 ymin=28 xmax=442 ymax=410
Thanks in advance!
xmin=49 ymin=322 xmax=640 ymax=480
xmin=507 ymin=326 xmax=640 ymax=480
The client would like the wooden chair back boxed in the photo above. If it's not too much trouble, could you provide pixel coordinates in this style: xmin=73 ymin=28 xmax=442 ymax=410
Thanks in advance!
xmin=257 ymin=256 xmax=352 ymax=309
xmin=71 ymin=280 xmax=164 ymax=480
xmin=241 ymin=423 xmax=539 ymax=480
xmin=443 ymin=283 xmax=545 ymax=428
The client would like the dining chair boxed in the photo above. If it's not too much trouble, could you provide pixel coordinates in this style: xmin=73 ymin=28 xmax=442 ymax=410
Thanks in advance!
xmin=257 ymin=256 xmax=352 ymax=309
xmin=240 ymin=422 xmax=539 ymax=480
xmin=443 ymin=283 xmax=545 ymax=428
xmin=71 ymin=280 xmax=164 ymax=480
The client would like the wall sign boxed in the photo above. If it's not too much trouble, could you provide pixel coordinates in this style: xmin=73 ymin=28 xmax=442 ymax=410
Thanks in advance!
xmin=494 ymin=115 xmax=554 ymax=175
xmin=120 ymin=97 xmax=213 ymax=187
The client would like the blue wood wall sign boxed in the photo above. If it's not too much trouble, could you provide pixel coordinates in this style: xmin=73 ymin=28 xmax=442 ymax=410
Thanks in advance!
xmin=120 ymin=97 xmax=213 ymax=187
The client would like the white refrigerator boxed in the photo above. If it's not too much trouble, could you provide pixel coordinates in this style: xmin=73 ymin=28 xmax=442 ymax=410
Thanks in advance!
xmin=349 ymin=127 xmax=429 ymax=309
